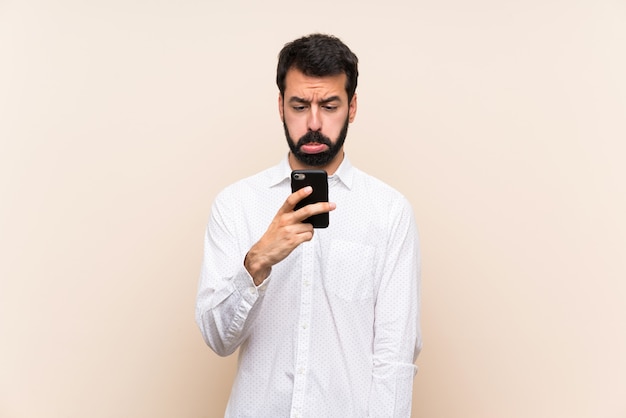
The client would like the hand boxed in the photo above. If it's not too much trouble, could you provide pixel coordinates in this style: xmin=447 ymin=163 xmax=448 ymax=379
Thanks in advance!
xmin=244 ymin=186 xmax=336 ymax=285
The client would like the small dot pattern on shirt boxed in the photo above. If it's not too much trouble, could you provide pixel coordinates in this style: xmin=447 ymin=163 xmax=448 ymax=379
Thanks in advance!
xmin=196 ymin=156 xmax=421 ymax=417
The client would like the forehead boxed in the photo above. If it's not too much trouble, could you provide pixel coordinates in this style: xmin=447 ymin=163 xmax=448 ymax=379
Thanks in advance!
xmin=284 ymin=68 xmax=348 ymax=99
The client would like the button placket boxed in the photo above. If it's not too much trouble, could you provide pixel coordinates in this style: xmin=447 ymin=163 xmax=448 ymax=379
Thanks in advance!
xmin=290 ymin=239 xmax=314 ymax=417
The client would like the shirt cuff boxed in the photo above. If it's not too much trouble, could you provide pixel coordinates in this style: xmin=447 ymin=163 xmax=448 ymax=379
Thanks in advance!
xmin=234 ymin=264 xmax=271 ymax=304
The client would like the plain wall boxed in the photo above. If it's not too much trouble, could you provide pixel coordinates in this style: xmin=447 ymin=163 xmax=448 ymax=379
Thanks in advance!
xmin=1 ymin=0 xmax=625 ymax=417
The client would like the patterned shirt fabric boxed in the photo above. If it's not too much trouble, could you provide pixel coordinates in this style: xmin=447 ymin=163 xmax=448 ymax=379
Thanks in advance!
xmin=196 ymin=155 xmax=421 ymax=417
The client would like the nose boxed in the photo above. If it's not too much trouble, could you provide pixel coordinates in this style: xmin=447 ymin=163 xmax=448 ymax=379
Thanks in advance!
xmin=307 ymin=106 xmax=322 ymax=131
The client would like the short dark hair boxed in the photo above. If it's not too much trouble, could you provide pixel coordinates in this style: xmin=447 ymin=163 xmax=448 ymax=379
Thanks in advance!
xmin=276 ymin=33 xmax=359 ymax=101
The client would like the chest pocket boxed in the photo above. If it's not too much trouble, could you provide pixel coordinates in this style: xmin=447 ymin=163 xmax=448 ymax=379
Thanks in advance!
xmin=324 ymin=239 xmax=377 ymax=301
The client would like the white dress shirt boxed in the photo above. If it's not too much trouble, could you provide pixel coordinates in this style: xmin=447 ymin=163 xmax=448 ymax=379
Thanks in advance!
xmin=196 ymin=155 xmax=421 ymax=417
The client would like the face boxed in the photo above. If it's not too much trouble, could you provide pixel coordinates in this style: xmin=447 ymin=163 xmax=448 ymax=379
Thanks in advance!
xmin=279 ymin=68 xmax=357 ymax=173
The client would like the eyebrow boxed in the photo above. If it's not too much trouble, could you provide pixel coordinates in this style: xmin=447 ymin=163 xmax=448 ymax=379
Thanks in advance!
xmin=288 ymin=95 xmax=342 ymax=105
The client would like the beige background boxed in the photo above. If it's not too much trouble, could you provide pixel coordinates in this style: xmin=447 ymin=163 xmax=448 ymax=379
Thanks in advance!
xmin=1 ymin=0 xmax=625 ymax=417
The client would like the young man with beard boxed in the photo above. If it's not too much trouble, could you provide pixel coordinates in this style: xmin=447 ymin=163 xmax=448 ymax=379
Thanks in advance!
xmin=196 ymin=34 xmax=421 ymax=417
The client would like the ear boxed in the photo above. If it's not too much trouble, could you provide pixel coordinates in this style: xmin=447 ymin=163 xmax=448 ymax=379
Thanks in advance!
xmin=348 ymin=93 xmax=357 ymax=123
xmin=278 ymin=94 xmax=284 ymax=122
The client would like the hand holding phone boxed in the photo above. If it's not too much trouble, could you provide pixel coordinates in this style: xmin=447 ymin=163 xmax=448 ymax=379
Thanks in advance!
xmin=291 ymin=169 xmax=329 ymax=228
xmin=245 ymin=173 xmax=333 ymax=284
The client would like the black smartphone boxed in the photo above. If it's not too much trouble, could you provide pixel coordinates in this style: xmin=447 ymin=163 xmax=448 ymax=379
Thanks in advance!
xmin=290 ymin=169 xmax=329 ymax=228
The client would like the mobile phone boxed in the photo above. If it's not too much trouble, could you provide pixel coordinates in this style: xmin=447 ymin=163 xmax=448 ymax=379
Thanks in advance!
xmin=291 ymin=169 xmax=329 ymax=228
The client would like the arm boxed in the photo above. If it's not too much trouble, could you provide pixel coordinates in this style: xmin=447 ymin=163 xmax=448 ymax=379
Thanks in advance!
xmin=195 ymin=186 xmax=336 ymax=356
xmin=369 ymin=198 xmax=422 ymax=417
xmin=194 ymin=196 xmax=264 ymax=356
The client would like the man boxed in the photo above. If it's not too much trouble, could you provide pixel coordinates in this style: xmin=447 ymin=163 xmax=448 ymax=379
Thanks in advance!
xmin=196 ymin=33 xmax=421 ymax=417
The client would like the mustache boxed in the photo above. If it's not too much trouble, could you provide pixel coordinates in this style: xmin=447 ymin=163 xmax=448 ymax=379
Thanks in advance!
xmin=296 ymin=131 xmax=332 ymax=148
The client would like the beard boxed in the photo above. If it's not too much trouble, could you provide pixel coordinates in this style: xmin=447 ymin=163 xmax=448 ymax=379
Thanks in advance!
xmin=284 ymin=115 xmax=349 ymax=167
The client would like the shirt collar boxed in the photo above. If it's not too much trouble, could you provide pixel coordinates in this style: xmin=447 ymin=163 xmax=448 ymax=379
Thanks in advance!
xmin=267 ymin=153 xmax=355 ymax=190
xmin=330 ymin=154 xmax=354 ymax=190
xmin=267 ymin=155 xmax=293 ymax=188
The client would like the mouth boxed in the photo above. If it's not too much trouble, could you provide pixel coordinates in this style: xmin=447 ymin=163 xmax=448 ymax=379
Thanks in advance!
xmin=299 ymin=142 xmax=329 ymax=154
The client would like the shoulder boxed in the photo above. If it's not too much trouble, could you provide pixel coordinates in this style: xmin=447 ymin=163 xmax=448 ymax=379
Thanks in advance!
xmin=334 ymin=165 xmax=418 ymax=246
xmin=351 ymin=167 xmax=411 ymax=209
xmin=215 ymin=165 xmax=279 ymax=203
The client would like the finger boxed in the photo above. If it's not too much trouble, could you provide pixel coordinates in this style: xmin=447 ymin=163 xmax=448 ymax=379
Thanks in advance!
xmin=278 ymin=186 xmax=313 ymax=214
xmin=292 ymin=201 xmax=336 ymax=223
xmin=270 ymin=223 xmax=314 ymax=254
xmin=292 ymin=225 xmax=315 ymax=244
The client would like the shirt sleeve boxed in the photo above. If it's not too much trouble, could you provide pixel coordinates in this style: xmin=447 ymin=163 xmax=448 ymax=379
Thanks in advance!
xmin=195 ymin=194 xmax=270 ymax=357
xmin=368 ymin=197 xmax=422 ymax=417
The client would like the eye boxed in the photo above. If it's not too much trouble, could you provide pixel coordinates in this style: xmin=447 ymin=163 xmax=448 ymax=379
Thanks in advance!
xmin=292 ymin=105 xmax=307 ymax=112
xmin=322 ymin=105 xmax=338 ymax=112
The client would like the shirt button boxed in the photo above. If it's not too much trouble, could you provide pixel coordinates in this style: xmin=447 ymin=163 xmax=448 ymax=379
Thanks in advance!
xmin=301 ymin=323 xmax=308 ymax=329
xmin=248 ymin=287 xmax=256 ymax=295
xmin=298 ymin=367 xmax=305 ymax=374
xmin=303 ymin=280 xmax=311 ymax=287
